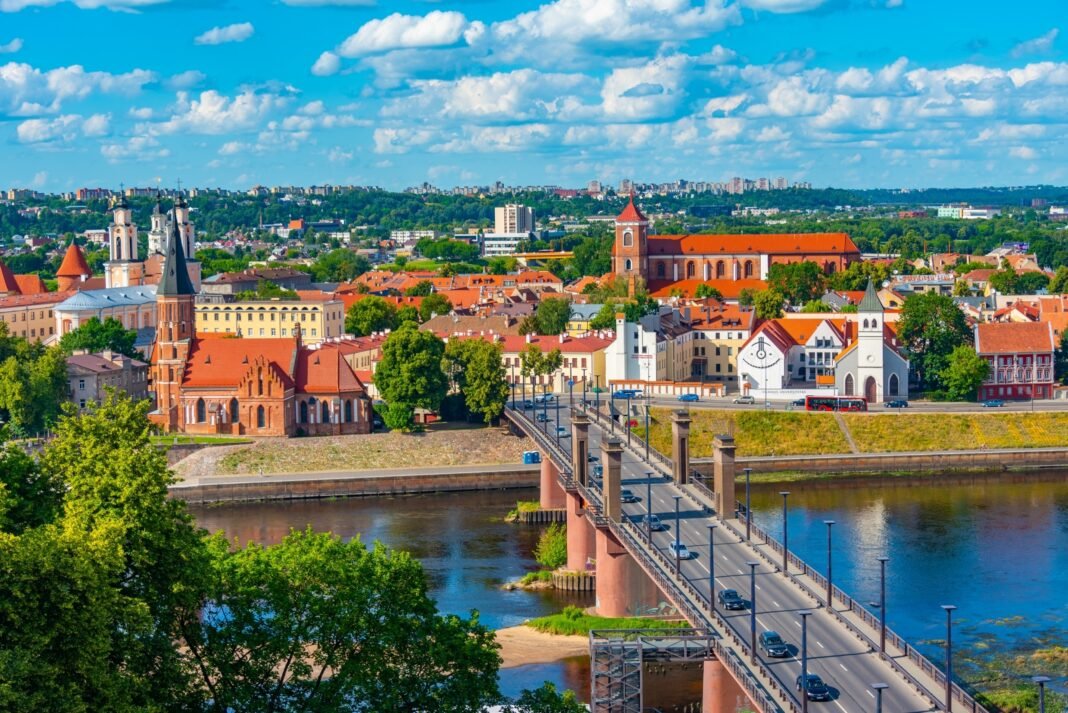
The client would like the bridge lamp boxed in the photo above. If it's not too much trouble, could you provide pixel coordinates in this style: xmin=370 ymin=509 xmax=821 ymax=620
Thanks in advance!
xmin=871 ymin=682 xmax=889 ymax=713
xmin=824 ymin=520 xmax=835 ymax=609
xmin=799 ymin=609 xmax=812 ymax=713
xmin=779 ymin=491 xmax=790 ymax=575
xmin=747 ymin=560 xmax=758 ymax=665
xmin=1032 ymin=676 xmax=1051 ymax=713
xmin=942 ymin=604 xmax=957 ymax=713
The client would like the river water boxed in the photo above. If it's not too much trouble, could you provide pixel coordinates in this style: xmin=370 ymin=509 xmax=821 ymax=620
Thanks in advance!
xmin=189 ymin=471 xmax=1068 ymax=702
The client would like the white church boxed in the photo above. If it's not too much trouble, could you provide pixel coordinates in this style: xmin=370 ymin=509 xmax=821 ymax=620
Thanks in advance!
xmin=105 ymin=193 xmax=201 ymax=291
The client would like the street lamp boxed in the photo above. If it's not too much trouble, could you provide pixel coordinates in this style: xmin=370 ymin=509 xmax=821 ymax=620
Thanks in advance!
xmin=555 ymin=390 xmax=561 ymax=448
xmin=744 ymin=467 xmax=752 ymax=541
xmin=708 ymin=523 xmax=717 ymax=605
xmin=824 ymin=520 xmax=835 ymax=609
xmin=595 ymin=375 xmax=601 ymax=411
xmin=626 ymin=392 xmax=632 ymax=447
xmin=1033 ymin=676 xmax=1051 ymax=713
xmin=747 ymin=560 xmax=759 ymax=664
xmin=673 ymin=495 xmax=682 ymax=575
xmin=871 ymin=683 xmax=889 ymax=713
xmin=581 ymin=367 xmax=587 ymax=407
xmin=799 ymin=610 xmax=812 ymax=713
xmin=780 ymin=491 xmax=791 ymax=575
xmin=877 ymin=556 xmax=889 ymax=653
xmin=644 ymin=389 xmax=651 ymax=462
xmin=510 ymin=361 xmax=516 ymax=408
xmin=942 ymin=604 xmax=957 ymax=713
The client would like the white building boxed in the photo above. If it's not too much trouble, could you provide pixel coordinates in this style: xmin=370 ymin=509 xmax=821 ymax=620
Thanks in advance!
xmin=833 ymin=281 xmax=910 ymax=402
xmin=605 ymin=311 xmax=662 ymax=385
xmin=494 ymin=204 xmax=534 ymax=234
xmin=481 ymin=233 xmax=530 ymax=257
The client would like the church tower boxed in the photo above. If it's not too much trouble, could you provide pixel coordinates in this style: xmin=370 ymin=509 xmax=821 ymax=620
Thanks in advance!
xmin=150 ymin=208 xmax=196 ymax=431
xmin=612 ymin=194 xmax=648 ymax=289
xmin=105 ymin=195 xmax=143 ymax=288
xmin=173 ymin=193 xmax=202 ymax=292
xmin=856 ymin=278 xmax=885 ymax=403
xmin=147 ymin=192 xmax=167 ymax=255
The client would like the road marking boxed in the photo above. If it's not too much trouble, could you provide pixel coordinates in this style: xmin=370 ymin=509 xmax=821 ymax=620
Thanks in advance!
xmin=772 ymin=600 xmax=780 ymax=607
xmin=867 ymin=690 xmax=875 ymax=699
xmin=833 ymin=701 xmax=848 ymax=713
xmin=816 ymin=640 xmax=825 ymax=649
xmin=793 ymin=621 xmax=802 ymax=628
xmin=839 ymin=663 xmax=848 ymax=672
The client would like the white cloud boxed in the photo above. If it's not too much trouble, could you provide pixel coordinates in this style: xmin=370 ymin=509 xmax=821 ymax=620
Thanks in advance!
xmin=81 ymin=112 xmax=110 ymax=136
xmin=431 ymin=124 xmax=553 ymax=153
xmin=100 ymin=135 xmax=169 ymax=162
xmin=338 ymin=11 xmax=480 ymax=57
xmin=299 ymin=100 xmax=324 ymax=115
xmin=1010 ymin=146 xmax=1037 ymax=160
xmin=1 ymin=0 xmax=168 ymax=11
xmin=327 ymin=146 xmax=353 ymax=162
xmin=280 ymin=0 xmax=373 ymax=4
xmin=741 ymin=0 xmax=828 ymax=12
xmin=0 ymin=37 xmax=22 ymax=53
xmin=1011 ymin=29 xmax=1058 ymax=59
xmin=16 ymin=114 xmax=80 ymax=143
xmin=128 ymin=106 xmax=153 ymax=119
xmin=0 ymin=62 xmax=155 ymax=115
xmin=167 ymin=70 xmax=206 ymax=90
xmin=152 ymin=89 xmax=289 ymax=135
xmin=311 ymin=51 xmax=340 ymax=77
xmin=754 ymin=125 xmax=791 ymax=142
xmin=30 ymin=170 xmax=46 ymax=187
xmin=702 ymin=93 xmax=748 ymax=115
xmin=194 ymin=22 xmax=254 ymax=46
xmin=601 ymin=55 xmax=690 ymax=121
xmin=373 ymin=126 xmax=433 ymax=154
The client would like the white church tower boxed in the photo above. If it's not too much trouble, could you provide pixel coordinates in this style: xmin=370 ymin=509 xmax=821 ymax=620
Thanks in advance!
xmin=105 ymin=195 xmax=143 ymax=288
xmin=855 ymin=278 xmax=885 ymax=403
xmin=147 ymin=192 xmax=167 ymax=255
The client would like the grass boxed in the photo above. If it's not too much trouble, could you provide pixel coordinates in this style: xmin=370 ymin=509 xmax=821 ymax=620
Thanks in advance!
xmin=505 ymin=500 xmax=543 ymax=520
xmin=152 ymin=435 xmax=252 ymax=446
xmin=646 ymin=408 xmax=852 ymax=457
xmin=519 ymin=570 xmax=554 ymax=585
xmin=527 ymin=606 xmax=688 ymax=637
xmin=843 ymin=412 xmax=1068 ymax=453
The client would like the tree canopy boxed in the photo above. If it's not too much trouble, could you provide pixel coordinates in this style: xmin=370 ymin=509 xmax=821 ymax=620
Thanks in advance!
xmin=939 ymin=345 xmax=990 ymax=401
xmin=753 ymin=289 xmax=784 ymax=319
xmin=0 ymin=323 xmax=68 ymax=435
xmin=58 ymin=317 xmax=141 ymax=359
xmin=444 ymin=338 xmax=509 ymax=424
xmin=309 ymin=249 xmax=370 ymax=282
xmin=897 ymin=292 xmax=972 ymax=390
xmin=767 ymin=261 xmax=827 ymax=304
xmin=345 ymin=296 xmax=397 ymax=336
xmin=419 ymin=293 xmax=453 ymax=322
xmin=374 ymin=325 xmax=448 ymax=430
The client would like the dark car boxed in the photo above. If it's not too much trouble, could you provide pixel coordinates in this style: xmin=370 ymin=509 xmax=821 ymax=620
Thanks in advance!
xmin=555 ymin=426 xmax=570 ymax=438
xmin=588 ymin=454 xmax=600 ymax=463
xmin=521 ymin=399 xmax=535 ymax=409
xmin=885 ymin=399 xmax=909 ymax=408
xmin=791 ymin=398 xmax=806 ymax=407
xmin=535 ymin=413 xmax=549 ymax=422
xmin=620 ymin=489 xmax=639 ymax=503
xmin=759 ymin=631 xmax=790 ymax=658
xmin=983 ymin=399 xmax=1005 ymax=408
xmin=796 ymin=674 xmax=831 ymax=701
xmin=642 ymin=513 xmax=667 ymax=531
xmin=717 ymin=589 xmax=746 ymax=610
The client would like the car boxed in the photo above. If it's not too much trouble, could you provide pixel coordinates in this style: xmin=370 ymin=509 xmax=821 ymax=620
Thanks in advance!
xmin=759 ymin=631 xmax=790 ymax=658
xmin=587 ymin=454 xmax=600 ymax=463
xmin=885 ymin=399 xmax=909 ymax=408
xmin=796 ymin=674 xmax=832 ymax=701
xmin=668 ymin=541 xmax=696 ymax=560
xmin=535 ymin=413 xmax=549 ymax=422
xmin=983 ymin=399 xmax=1005 ymax=408
xmin=642 ymin=514 xmax=667 ymax=531
xmin=791 ymin=398 xmax=806 ymax=407
xmin=717 ymin=589 xmax=746 ymax=610
xmin=555 ymin=426 xmax=570 ymax=438
xmin=534 ymin=394 xmax=555 ymax=403
xmin=620 ymin=489 xmax=640 ymax=503
xmin=678 ymin=393 xmax=700 ymax=402
xmin=520 ymin=400 xmax=535 ymax=409
xmin=613 ymin=390 xmax=634 ymax=399
xmin=733 ymin=395 xmax=756 ymax=404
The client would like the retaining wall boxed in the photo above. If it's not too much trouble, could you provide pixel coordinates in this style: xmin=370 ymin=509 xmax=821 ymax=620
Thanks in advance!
xmin=694 ymin=447 xmax=1068 ymax=475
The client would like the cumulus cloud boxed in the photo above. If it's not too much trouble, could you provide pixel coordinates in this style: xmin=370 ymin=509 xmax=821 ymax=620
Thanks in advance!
xmin=194 ymin=22 xmax=254 ymax=46
xmin=0 ymin=61 xmax=155 ymax=115
xmin=16 ymin=114 xmax=81 ymax=143
xmin=1011 ymin=29 xmax=1058 ymax=58
xmin=167 ymin=69 xmax=206 ymax=89
xmin=150 ymin=89 xmax=290 ymax=135
xmin=741 ymin=0 xmax=828 ymax=12
xmin=338 ymin=11 xmax=482 ymax=56
xmin=0 ymin=37 xmax=22 ymax=53
xmin=81 ymin=112 xmax=110 ymax=136
xmin=100 ymin=135 xmax=169 ymax=163
xmin=311 ymin=51 xmax=340 ymax=77
xmin=1 ymin=0 xmax=168 ymax=11
xmin=280 ymin=0 xmax=373 ymax=4
xmin=601 ymin=55 xmax=690 ymax=121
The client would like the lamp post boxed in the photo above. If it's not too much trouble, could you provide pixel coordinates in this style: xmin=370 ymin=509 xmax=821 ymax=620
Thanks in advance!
xmin=872 ymin=683 xmax=889 ymax=713
xmin=1033 ymin=676 xmax=1051 ymax=713
xmin=824 ymin=520 xmax=835 ymax=609
xmin=877 ymin=556 xmax=889 ymax=653
xmin=542 ymin=381 xmax=549 ymax=433
xmin=780 ymin=491 xmax=791 ymax=575
xmin=747 ymin=560 xmax=758 ymax=664
xmin=673 ymin=495 xmax=682 ymax=575
xmin=708 ymin=524 xmax=717 ymax=605
xmin=942 ymin=604 xmax=957 ymax=713
xmin=555 ymin=388 xmax=561 ymax=448
xmin=569 ymin=376 xmax=574 ymax=408
xmin=626 ymin=392 xmax=632 ymax=447
xmin=595 ymin=375 xmax=601 ymax=411
xmin=510 ymin=361 xmax=516 ymax=408
xmin=581 ymin=367 xmax=587 ymax=407
xmin=799 ymin=610 xmax=812 ymax=713
xmin=644 ymin=389 xmax=651 ymax=461
xmin=744 ymin=467 xmax=752 ymax=541
xmin=1031 ymin=352 xmax=1036 ymax=412
xmin=646 ymin=474 xmax=654 ymax=543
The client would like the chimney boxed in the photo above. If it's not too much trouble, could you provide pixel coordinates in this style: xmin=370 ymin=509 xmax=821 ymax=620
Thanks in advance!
xmin=559 ymin=333 xmax=567 ymax=344
xmin=525 ymin=333 xmax=532 ymax=343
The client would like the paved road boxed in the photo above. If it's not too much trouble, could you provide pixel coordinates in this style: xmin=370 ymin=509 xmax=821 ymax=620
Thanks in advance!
xmin=587 ymin=393 xmax=1068 ymax=413
xmin=523 ymin=401 xmax=939 ymax=713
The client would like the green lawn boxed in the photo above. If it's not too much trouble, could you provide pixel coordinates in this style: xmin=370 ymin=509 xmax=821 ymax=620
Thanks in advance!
xmin=152 ymin=435 xmax=252 ymax=446
xmin=526 ymin=606 xmax=687 ymax=637
xmin=843 ymin=412 xmax=1068 ymax=452
xmin=647 ymin=408 xmax=852 ymax=457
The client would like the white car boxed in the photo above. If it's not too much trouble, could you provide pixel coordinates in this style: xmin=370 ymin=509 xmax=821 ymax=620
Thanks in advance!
xmin=669 ymin=541 xmax=696 ymax=560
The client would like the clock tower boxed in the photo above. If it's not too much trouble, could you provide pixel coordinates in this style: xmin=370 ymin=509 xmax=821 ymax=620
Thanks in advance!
xmin=856 ymin=278 xmax=885 ymax=403
xmin=613 ymin=194 xmax=648 ymax=288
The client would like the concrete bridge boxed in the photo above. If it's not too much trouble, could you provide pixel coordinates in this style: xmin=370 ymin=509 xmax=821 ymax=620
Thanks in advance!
xmin=505 ymin=399 xmax=990 ymax=713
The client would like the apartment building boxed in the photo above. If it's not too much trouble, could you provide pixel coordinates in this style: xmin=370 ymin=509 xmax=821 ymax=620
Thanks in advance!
xmin=194 ymin=299 xmax=346 ymax=343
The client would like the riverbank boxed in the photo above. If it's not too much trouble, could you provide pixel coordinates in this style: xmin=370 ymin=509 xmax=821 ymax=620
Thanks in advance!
xmin=497 ymin=626 xmax=589 ymax=667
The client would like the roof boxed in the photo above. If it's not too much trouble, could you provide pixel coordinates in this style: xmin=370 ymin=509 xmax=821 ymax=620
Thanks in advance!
xmin=421 ymin=313 xmax=522 ymax=336
xmin=858 ymin=279 xmax=882 ymax=313
xmin=0 ymin=291 xmax=72 ymax=309
xmin=157 ymin=208 xmax=194 ymax=297
xmin=648 ymin=232 xmax=859 ymax=256
xmin=14 ymin=274 xmax=47 ymax=295
xmin=296 ymin=344 xmax=366 ymax=394
xmin=975 ymin=321 xmax=1054 ymax=355
xmin=0 ymin=261 xmax=19 ymax=293
xmin=617 ymin=194 xmax=647 ymax=223
xmin=182 ymin=338 xmax=298 ymax=388
xmin=56 ymin=285 xmax=157 ymax=312
xmin=67 ymin=352 xmax=147 ymax=373
xmin=963 ymin=269 xmax=996 ymax=281
xmin=446 ymin=332 xmax=614 ymax=354
xmin=206 ymin=267 xmax=310 ymax=284
xmin=56 ymin=243 xmax=91 ymax=278
xmin=648 ymin=278 xmax=768 ymax=300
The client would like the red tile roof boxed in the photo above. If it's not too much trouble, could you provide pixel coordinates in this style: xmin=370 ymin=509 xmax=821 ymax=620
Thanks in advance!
xmin=975 ymin=322 xmax=1054 ymax=355
xmin=0 ymin=261 xmax=19 ymax=293
xmin=296 ymin=344 xmax=366 ymax=393
xmin=182 ymin=338 xmax=298 ymax=388
xmin=648 ymin=233 xmax=859 ymax=256
xmin=648 ymin=278 xmax=768 ymax=299
xmin=57 ymin=243 xmax=91 ymax=278
xmin=13 ymin=274 xmax=47 ymax=295
xmin=617 ymin=194 xmax=647 ymax=223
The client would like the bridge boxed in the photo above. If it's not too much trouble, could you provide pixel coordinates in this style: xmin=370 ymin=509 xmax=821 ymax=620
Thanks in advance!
xmin=505 ymin=397 xmax=989 ymax=713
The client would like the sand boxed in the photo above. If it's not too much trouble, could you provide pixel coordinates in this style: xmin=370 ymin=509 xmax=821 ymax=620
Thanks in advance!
xmin=496 ymin=625 xmax=589 ymax=668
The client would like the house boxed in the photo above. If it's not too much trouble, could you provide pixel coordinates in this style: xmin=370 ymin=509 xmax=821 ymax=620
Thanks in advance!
xmin=200 ymin=267 xmax=313 ymax=296
xmin=975 ymin=322 xmax=1055 ymax=401
xmin=67 ymin=350 xmax=150 ymax=410
xmin=833 ymin=281 xmax=910 ymax=403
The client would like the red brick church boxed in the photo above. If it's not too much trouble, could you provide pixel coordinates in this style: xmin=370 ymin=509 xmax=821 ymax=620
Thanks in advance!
xmin=149 ymin=212 xmax=372 ymax=437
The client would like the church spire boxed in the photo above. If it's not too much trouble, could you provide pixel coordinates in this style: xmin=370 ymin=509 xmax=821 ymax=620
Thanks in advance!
xmin=157 ymin=207 xmax=194 ymax=296
xmin=858 ymin=277 xmax=882 ymax=313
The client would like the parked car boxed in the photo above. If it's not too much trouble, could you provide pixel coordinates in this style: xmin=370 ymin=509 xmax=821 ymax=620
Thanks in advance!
xmin=759 ymin=631 xmax=790 ymax=658
xmin=534 ymin=394 xmax=555 ymax=403
xmin=588 ymin=454 xmax=600 ymax=463
xmin=983 ymin=399 xmax=1005 ymax=408
xmin=796 ymin=674 xmax=832 ymax=701
xmin=717 ymin=589 xmax=746 ymax=610
xmin=885 ymin=400 xmax=909 ymax=408
xmin=535 ymin=413 xmax=549 ymax=422
xmin=678 ymin=393 xmax=700 ymax=402
xmin=613 ymin=390 xmax=635 ymax=399
xmin=791 ymin=398 xmax=806 ymax=407
xmin=555 ymin=426 xmax=570 ymax=438
xmin=642 ymin=514 xmax=667 ymax=531
xmin=620 ymin=489 xmax=639 ymax=503
xmin=521 ymin=400 xmax=535 ymax=409
xmin=733 ymin=395 xmax=756 ymax=404
xmin=669 ymin=541 xmax=695 ymax=560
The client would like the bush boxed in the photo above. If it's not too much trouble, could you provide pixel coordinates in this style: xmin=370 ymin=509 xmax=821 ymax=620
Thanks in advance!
xmin=534 ymin=522 xmax=567 ymax=570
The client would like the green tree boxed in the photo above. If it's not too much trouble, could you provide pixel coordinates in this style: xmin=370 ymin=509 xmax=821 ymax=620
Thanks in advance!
xmin=694 ymin=283 xmax=723 ymax=300
xmin=897 ymin=292 xmax=973 ymax=390
xmin=753 ymin=289 xmax=784 ymax=319
xmin=444 ymin=339 xmax=509 ymax=424
xmin=622 ymin=294 xmax=658 ymax=322
xmin=1016 ymin=271 xmax=1050 ymax=294
xmin=1048 ymin=266 xmax=1068 ymax=294
xmin=503 ymin=682 xmax=588 ymax=713
xmin=939 ymin=345 xmax=990 ymax=401
xmin=533 ymin=522 xmax=567 ymax=570
xmin=800 ymin=300 xmax=832 ymax=313
xmin=0 ymin=446 xmax=61 ymax=534
xmin=0 ymin=324 xmax=68 ymax=434
xmin=58 ymin=316 xmax=140 ymax=358
xmin=1055 ymin=338 xmax=1068 ymax=385
xmin=404 ymin=280 xmax=434 ymax=297
xmin=397 ymin=304 xmax=421 ymax=325
xmin=988 ymin=266 xmax=1018 ymax=294
xmin=533 ymin=297 xmax=573 ymax=335
xmin=234 ymin=280 xmax=299 ymax=302
xmin=738 ymin=288 xmax=757 ymax=307
xmin=419 ymin=293 xmax=453 ymax=321
xmin=345 ymin=296 xmax=398 ymax=336
xmin=589 ymin=303 xmax=619 ymax=330
xmin=374 ymin=325 xmax=448 ymax=430
xmin=310 ymin=249 xmax=370 ymax=282
xmin=193 ymin=529 xmax=501 ymax=712
xmin=519 ymin=344 xmax=563 ymax=394
xmin=767 ymin=261 xmax=827 ymax=304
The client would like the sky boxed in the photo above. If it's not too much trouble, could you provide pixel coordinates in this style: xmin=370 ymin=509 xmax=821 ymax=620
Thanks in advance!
xmin=0 ymin=0 xmax=1066 ymax=193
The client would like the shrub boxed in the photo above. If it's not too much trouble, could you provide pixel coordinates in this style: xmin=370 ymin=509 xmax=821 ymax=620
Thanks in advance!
xmin=534 ymin=522 xmax=567 ymax=570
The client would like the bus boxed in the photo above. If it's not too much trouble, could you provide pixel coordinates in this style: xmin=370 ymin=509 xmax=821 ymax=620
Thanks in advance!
xmin=805 ymin=396 xmax=867 ymax=412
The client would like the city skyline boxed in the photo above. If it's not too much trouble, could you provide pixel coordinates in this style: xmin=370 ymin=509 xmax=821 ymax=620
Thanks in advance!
xmin=1 ymin=0 xmax=1066 ymax=192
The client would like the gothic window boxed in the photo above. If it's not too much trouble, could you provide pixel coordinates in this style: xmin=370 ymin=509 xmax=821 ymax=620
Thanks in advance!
xmin=344 ymin=400 xmax=353 ymax=423
xmin=625 ymin=259 xmax=632 ymax=271
xmin=687 ymin=262 xmax=696 ymax=278
xmin=844 ymin=374 xmax=854 ymax=396
xmin=229 ymin=398 xmax=239 ymax=423
xmin=195 ymin=398 xmax=206 ymax=423
xmin=257 ymin=405 xmax=266 ymax=428
xmin=623 ymin=230 xmax=633 ymax=247
xmin=744 ymin=261 xmax=753 ymax=278
xmin=716 ymin=261 xmax=725 ymax=279
xmin=321 ymin=401 xmax=330 ymax=423
xmin=299 ymin=401 xmax=308 ymax=424
xmin=888 ymin=374 xmax=899 ymax=396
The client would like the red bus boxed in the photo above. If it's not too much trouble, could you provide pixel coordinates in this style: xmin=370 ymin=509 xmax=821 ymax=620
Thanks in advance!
xmin=805 ymin=396 xmax=867 ymax=412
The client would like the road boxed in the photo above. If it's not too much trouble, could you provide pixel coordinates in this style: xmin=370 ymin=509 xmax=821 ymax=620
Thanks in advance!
xmin=592 ymin=393 xmax=1068 ymax=413
xmin=524 ymin=399 xmax=938 ymax=713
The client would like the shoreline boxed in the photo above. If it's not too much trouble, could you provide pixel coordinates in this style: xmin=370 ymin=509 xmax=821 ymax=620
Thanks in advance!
xmin=496 ymin=625 xmax=588 ymax=668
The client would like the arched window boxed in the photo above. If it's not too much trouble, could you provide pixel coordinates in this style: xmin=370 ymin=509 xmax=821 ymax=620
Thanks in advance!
xmin=622 ymin=230 xmax=633 ymax=247
xmin=257 ymin=405 xmax=266 ymax=428
xmin=827 ymin=262 xmax=836 ymax=274
xmin=299 ymin=401 xmax=308 ymax=424
xmin=229 ymin=398 xmax=239 ymax=423
xmin=863 ymin=319 xmax=869 ymax=329
xmin=888 ymin=374 xmax=899 ymax=397
xmin=656 ymin=262 xmax=666 ymax=278
xmin=844 ymin=374 xmax=854 ymax=396
xmin=257 ymin=367 xmax=264 ymax=396
xmin=744 ymin=260 xmax=753 ymax=278
xmin=686 ymin=261 xmax=696 ymax=278
xmin=321 ymin=401 xmax=330 ymax=424
xmin=195 ymin=398 xmax=206 ymax=423
xmin=625 ymin=259 xmax=632 ymax=271
xmin=716 ymin=261 xmax=725 ymax=279
xmin=344 ymin=400 xmax=353 ymax=423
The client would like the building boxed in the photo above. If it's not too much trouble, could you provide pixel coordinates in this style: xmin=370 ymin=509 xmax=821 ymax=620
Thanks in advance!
xmin=487 ymin=333 xmax=612 ymax=395
xmin=194 ymin=298 xmax=345 ymax=343
xmin=67 ymin=350 xmax=149 ymax=410
xmin=200 ymin=268 xmax=313 ymax=296
xmin=56 ymin=243 xmax=93 ymax=291
xmin=975 ymin=321 xmax=1055 ymax=401
xmin=833 ymin=281 xmax=910 ymax=403
xmin=106 ymin=193 xmax=202 ymax=292
xmin=494 ymin=204 xmax=534 ymax=234
xmin=0 ymin=291 xmax=69 ymax=342
xmin=0 ymin=259 xmax=49 ymax=297
xmin=687 ymin=301 xmax=756 ymax=388
xmin=54 ymin=286 xmax=158 ymax=337
xmin=611 ymin=196 xmax=860 ymax=291
xmin=481 ymin=233 xmax=530 ymax=258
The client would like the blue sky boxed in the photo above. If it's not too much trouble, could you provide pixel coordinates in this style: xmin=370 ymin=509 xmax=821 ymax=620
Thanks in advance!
xmin=1 ymin=0 xmax=1066 ymax=192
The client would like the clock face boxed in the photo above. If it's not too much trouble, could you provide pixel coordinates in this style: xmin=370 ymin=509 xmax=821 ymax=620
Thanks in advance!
xmin=742 ymin=335 xmax=781 ymax=370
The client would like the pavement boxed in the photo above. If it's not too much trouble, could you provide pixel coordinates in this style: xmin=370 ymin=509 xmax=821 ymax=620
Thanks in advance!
xmin=624 ymin=394 xmax=1068 ymax=413
xmin=172 ymin=462 xmax=539 ymax=486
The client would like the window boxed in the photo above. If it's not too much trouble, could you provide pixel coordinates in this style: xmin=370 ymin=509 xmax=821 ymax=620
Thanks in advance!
xmin=229 ymin=398 xmax=239 ymax=423
xmin=78 ymin=379 xmax=85 ymax=390
xmin=321 ymin=401 xmax=330 ymax=423
xmin=687 ymin=261 xmax=696 ymax=278
xmin=195 ymin=398 xmax=206 ymax=423
xmin=299 ymin=401 xmax=308 ymax=424
xmin=625 ymin=258 xmax=632 ymax=271
xmin=257 ymin=405 xmax=266 ymax=428
xmin=344 ymin=400 xmax=353 ymax=423
xmin=656 ymin=262 xmax=665 ymax=278
xmin=716 ymin=261 xmax=725 ymax=279
xmin=744 ymin=260 xmax=753 ymax=278
xmin=622 ymin=230 xmax=633 ymax=247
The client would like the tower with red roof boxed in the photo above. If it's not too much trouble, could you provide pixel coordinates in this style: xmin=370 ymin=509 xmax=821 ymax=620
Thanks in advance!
xmin=613 ymin=194 xmax=648 ymax=288
xmin=56 ymin=243 xmax=92 ymax=291
xmin=150 ymin=208 xmax=196 ymax=431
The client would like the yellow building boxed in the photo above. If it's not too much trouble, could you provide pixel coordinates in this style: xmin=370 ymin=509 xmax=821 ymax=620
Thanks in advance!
xmin=195 ymin=299 xmax=346 ymax=344
xmin=0 ymin=292 xmax=68 ymax=342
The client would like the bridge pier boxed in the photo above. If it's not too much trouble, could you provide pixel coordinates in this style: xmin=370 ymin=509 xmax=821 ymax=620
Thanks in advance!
xmin=702 ymin=658 xmax=748 ymax=713
xmin=594 ymin=527 xmax=660 ymax=617
xmin=712 ymin=435 xmax=736 ymax=519
xmin=566 ymin=491 xmax=595 ymax=572
xmin=539 ymin=457 xmax=565 ymax=509
xmin=571 ymin=410 xmax=590 ymax=487
xmin=672 ymin=409 xmax=692 ymax=485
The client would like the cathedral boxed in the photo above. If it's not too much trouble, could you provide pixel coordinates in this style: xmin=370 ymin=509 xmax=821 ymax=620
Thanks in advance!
xmin=105 ymin=193 xmax=202 ymax=291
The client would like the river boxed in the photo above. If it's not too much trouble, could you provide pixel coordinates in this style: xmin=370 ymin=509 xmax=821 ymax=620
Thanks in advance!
xmin=189 ymin=471 xmax=1068 ymax=703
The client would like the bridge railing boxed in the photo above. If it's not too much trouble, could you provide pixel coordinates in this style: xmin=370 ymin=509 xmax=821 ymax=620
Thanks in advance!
xmin=581 ymin=402 xmax=674 ymax=473
xmin=733 ymin=504 xmax=991 ymax=713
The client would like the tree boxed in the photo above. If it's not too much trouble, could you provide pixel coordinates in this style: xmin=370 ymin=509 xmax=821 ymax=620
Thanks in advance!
xmin=897 ymin=292 xmax=973 ymax=390
xmin=397 ymin=304 xmax=420 ymax=325
xmin=404 ymin=280 xmax=433 ymax=297
xmin=345 ymin=296 xmax=397 ymax=336
xmin=533 ymin=523 xmax=567 ymax=569
xmin=738 ymin=288 xmax=757 ymax=307
xmin=533 ymin=297 xmax=572 ymax=335
xmin=800 ymin=300 xmax=832 ymax=313
xmin=234 ymin=280 xmax=299 ymax=302
xmin=503 ymin=682 xmax=588 ymax=713
xmin=0 ymin=445 xmax=61 ymax=534
xmin=310 ymin=249 xmax=370 ymax=282
xmin=374 ymin=325 xmax=448 ymax=430
xmin=1049 ymin=266 xmax=1068 ymax=294
xmin=1016 ymin=271 xmax=1050 ymax=294
xmin=589 ymin=303 xmax=619 ymax=330
xmin=694 ymin=283 xmax=723 ymax=300
xmin=939 ymin=345 xmax=990 ymax=401
xmin=753 ymin=289 xmax=784 ymax=319
xmin=0 ymin=324 xmax=69 ymax=434
xmin=1056 ymin=338 xmax=1068 ymax=385
xmin=519 ymin=344 xmax=563 ymax=393
xmin=622 ymin=294 xmax=658 ymax=322
xmin=767 ymin=261 xmax=827 ymax=304
xmin=444 ymin=339 xmax=509 ymax=423
xmin=988 ymin=266 xmax=1018 ymax=294
xmin=192 ymin=529 xmax=501 ymax=712
xmin=419 ymin=293 xmax=453 ymax=322
xmin=58 ymin=316 xmax=140 ymax=358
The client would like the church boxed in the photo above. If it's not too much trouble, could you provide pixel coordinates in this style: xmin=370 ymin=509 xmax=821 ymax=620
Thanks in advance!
xmin=105 ymin=192 xmax=202 ymax=291
xmin=149 ymin=209 xmax=372 ymax=437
